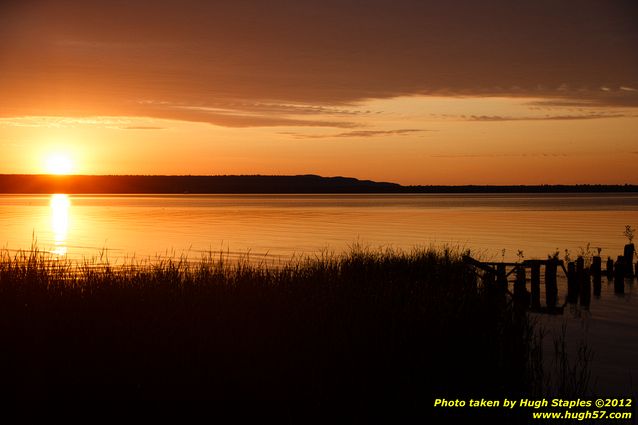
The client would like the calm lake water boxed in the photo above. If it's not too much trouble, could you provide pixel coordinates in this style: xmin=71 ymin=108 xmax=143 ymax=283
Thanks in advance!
xmin=1 ymin=193 xmax=637 ymax=393
xmin=1 ymin=193 xmax=637 ymax=262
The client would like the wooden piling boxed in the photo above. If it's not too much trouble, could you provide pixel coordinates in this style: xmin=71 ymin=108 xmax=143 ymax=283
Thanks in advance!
xmin=592 ymin=256 xmax=602 ymax=296
xmin=483 ymin=268 xmax=503 ymax=305
xmin=545 ymin=259 xmax=558 ymax=309
xmin=614 ymin=256 xmax=625 ymax=294
xmin=483 ymin=268 xmax=496 ymax=286
xmin=606 ymin=257 xmax=614 ymax=277
xmin=591 ymin=256 xmax=601 ymax=278
xmin=624 ymin=243 xmax=635 ymax=278
xmin=496 ymin=263 xmax=507 ymax=293
xmin=567 ymin=261 xmax=577 ymax=303
xmin=580 ymin=268 xmax=591 ymax=308
xmin=574 ymin=256 xmax=591 ymax=304
xmin=530 ymin=263 xmax=541 ymax=310
xmin=576 ymin=256 xmax=584 ymax=280
xmin=514 ymin=266 xmax=529 ymax=308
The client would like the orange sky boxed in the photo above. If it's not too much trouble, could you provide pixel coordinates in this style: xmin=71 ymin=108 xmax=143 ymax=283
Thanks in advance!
xmin=1 ymin=0 xmax=637 ymax=184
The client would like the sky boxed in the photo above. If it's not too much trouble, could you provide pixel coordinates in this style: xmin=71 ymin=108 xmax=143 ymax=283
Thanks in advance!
xmin=1 ymin=0 xmax=637 ymax=185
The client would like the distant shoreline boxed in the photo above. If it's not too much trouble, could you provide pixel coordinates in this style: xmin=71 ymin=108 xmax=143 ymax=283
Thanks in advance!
xmin=0 ymin=174 xmax=636 ymax=194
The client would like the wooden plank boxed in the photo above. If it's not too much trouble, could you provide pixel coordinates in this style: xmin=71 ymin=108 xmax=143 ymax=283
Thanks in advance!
xmin=606 ymin=257 xmax=614 ymax=277
xmin=545 ymin=259 xmax=558 ymax=308
xmin=614 ymin=256 xmax=625 ymax=294
xmin=462 ymin=255 xmax=496 ymax=273
xmin=623 ymin=244 xmax=635 ymax=278
xmin=530 ymin=263 xmax=541 ymax=309
xmin=567 ymin=261 xmax=578 ymax=303
xmin=592 ymin=256 xmax=602 ymax=296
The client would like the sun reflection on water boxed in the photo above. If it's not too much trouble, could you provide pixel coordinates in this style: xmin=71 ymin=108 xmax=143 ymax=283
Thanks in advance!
xmin=50 ymin=194 xmax=70 ymax=256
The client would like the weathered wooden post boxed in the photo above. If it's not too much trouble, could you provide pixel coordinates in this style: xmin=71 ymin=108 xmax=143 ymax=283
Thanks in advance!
xmin=530 ymin=262 xmax=541 ymax=310
xmin=624 ymin=244 xmax=635 ymax=278
xmin=580 ymin=268 xmax=591 ymax=308
xmin=514 ymin=266 xmax=529 ymax=309
xmin=606 ymin=257 xmax=614 ymax=277
xmin=484 ymin=265 xmax=498 ymax=290
xmin=591 ymin=256 xmax=601 ymax=279
xmin=496 ymin=263 xmax=508 ymax=293
xmin=614 ymin=256 xmax=625 ymax=294
xmin=576 ymin=257 xmax=590 ymax=306
xmin=483 ymin=268 xmax=496 ymax=286
xmin=567 ymin=261 xmax=577 ymax=303
xmin=545 ymin=259 xmax=558 ymax=309
xmin=481 ymin=266 xmax=497 ymax=301
xmin=592 ymin=256 xmax=602 ymax=296
xmin=576 ymin=256 xmax=585 ymax=279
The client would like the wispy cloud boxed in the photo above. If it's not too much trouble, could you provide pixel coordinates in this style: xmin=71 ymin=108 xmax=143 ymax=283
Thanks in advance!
xmin=466 ymin=113 xmax=629 ymax=122
xmin=431 ymin=152 xmax=570 ymax=159
xmin=281 ymin=129 xmax=428 ymax=139
xmin=0 ymin=116 xmax=171 ymax=130
xmin=0 ymin=117 xmax=135 ymax=128
xmin=133 ymin=101 xmax=361 ymax=128
xmin=334 ymin=129 xmax=428 ymax=138
xmin=212 ymin=102 xmax=370 ymax=116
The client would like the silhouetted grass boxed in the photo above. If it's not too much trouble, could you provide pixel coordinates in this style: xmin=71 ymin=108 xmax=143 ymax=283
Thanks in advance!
xmin=1 ymin=245 xmax=540 ymax=422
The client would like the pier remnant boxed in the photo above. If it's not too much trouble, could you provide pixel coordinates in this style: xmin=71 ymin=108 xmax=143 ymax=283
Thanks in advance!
xmin=623 ymin=244 xmax=635 ymax=278
xmin=614 ymin=256 xmax=625 ymax=294
xmin=576 ymin=257 xmax=590 ymax=307
xmin=580 ymin=267 xmax=591 ymax=308
xmin=567 ymin=261 xmax=578 ymax=303
xmin=592 ymin=256 xmax=602 ymax=296
xmin=496 ymin=263 xmax=507 ymax=293
xmin=530 ymin=262 xmax=541 ymax=310
xmin=545 ymin=258 xmax=558 ymax=309
xmin=462 ymin=255 xmax=566 ymax=315
xmin=514 ymin=266 xmax=529 ymax=308
xmin=606 ymin=257 xmax=614 ymax=277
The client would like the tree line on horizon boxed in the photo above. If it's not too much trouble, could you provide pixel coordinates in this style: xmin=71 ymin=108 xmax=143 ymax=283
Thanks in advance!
xmin=0 ymin=174 xmax=636 ymax=194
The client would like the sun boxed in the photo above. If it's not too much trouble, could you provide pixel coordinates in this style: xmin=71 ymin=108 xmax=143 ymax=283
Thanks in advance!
xmin=45 ymin=153 xmax=74 ymax=175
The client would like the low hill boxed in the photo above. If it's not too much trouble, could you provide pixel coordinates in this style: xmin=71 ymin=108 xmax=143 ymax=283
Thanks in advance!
xmin=0 ymin=174 xmax=636 ymax=193
xmin=0 ymin=174 xmax=401 ymax=194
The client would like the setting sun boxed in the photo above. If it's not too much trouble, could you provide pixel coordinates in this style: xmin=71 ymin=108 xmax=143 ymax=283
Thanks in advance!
xmin=45 ymin=154 xmax=73 ymax=175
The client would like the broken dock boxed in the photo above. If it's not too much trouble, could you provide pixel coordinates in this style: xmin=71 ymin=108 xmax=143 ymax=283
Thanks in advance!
xmin=463 ymin=243 xmax=635 ymax=315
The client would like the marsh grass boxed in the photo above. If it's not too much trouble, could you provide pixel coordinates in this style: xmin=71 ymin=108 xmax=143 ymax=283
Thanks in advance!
xmin=0 ymin=245 xmax=562 ymax=421
xmin=526 ymin=322 xmax=594 ymax=399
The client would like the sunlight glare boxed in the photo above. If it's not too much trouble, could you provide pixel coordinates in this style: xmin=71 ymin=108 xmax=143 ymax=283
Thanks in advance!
xmin=46 ymin=154 xmax=73 ymax=175
xmin=50 ymin=194 xmax=71 ymax=256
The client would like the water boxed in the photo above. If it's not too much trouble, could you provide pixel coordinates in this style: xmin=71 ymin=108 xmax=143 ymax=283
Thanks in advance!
xmin=541 ymin=281 xmax=638 ymax=395
xmin=1 ymin=193 xmax=636 ymax=262
xmin=1 ymin=193 xmax=637 ymax=393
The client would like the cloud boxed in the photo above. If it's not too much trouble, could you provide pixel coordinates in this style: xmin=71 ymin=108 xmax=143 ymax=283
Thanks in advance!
xmin=207 ymin=102 xmax=370 ymax=116
xmin=144 ymin=105 xmax=361 ymax=128
xmin=282 ymin=129 xmax=428 ymax=139
xmin=152 ymin=103 xmax=362 ymax=128
xmin=467 ymin=113 xmax=630 ymax=122
xmin=0 ymin=116 xmax=146 ymax=128
xmin=1 ymin=0 xmax=637 ymax=126
xmin=431 ymin=152 xmax=570 ymax=159
xmin=527 ymin=91 xmax=638 ymax=108
xmin=335 ymin=129 xmax=427 ymax=138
